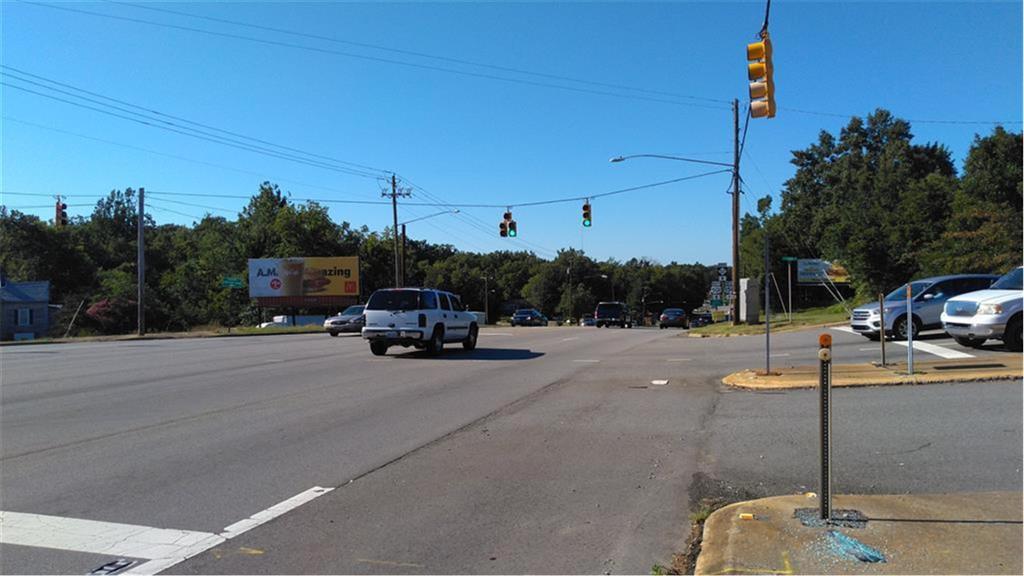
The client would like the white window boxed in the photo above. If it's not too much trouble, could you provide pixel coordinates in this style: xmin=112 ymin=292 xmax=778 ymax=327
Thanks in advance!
xmin=17 ymin=308 xmax=33 ymax=326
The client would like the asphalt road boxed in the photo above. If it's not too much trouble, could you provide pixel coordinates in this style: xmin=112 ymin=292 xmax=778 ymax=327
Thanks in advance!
xmin=1 ymin=325 xmax=1020 ymax=574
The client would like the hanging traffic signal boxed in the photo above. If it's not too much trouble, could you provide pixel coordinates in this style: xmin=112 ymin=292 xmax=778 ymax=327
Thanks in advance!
xmin=582 ymin=202 xmax=592 ymax=227
xmin=508 ymin=219 xmax=517 ymax=237
xmin=747 ymin=33 xmax=775 ymax=118
xmin=500 ymin=210 xmax=513 ymax=237
xmin=55 ymin=199 xmax=68 ymax=227
xmin=499 ymin=220 xmax=508 ymax=237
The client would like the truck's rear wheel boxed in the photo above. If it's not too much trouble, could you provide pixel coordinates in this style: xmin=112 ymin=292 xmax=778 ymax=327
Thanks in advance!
xmin=426 ymin=326 xmax=445 ymax=356
xmin=463 ymin=324 xmax=478 ymax=350
xmin=369 ymin=341 xmax=388 ymax=356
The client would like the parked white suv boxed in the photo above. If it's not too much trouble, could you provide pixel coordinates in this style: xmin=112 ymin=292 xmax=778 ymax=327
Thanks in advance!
xmin=361 ymin=288 xmax=479 ymax=356
xmin=941 ymin=267 xmax=1022 ymax=351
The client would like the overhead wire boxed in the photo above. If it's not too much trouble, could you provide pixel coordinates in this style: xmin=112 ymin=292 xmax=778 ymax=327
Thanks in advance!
xmin=106 ymin=0 xmax=732 ymax=107
xmin=3 ymin=116 xmax=384 ymax=201
xmin=21 ymin=1 xmax=731 ymax=111
xmin=1 ymin=65 xmax=390 ymax=177
xmin=1 ymin=71 xmax=388 ymax=179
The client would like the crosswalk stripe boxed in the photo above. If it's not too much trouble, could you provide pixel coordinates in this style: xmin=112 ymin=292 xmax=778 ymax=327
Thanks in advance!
xmin=893 ymin=340 xmax=974 ymax=359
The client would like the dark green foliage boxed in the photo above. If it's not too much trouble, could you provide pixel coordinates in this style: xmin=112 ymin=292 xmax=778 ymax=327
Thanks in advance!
xmin=745 ymin=110 xmax=1020 ymax=297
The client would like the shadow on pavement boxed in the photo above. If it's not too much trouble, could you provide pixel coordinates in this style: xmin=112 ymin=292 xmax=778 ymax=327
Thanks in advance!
xmin=392 ymin=347 xmax=544 ymax=361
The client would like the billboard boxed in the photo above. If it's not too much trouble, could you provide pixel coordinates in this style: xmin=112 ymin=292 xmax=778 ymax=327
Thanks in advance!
xmin=797 ymin=259 xmax=850 ymax=285
xmin=248 ymin=257 xmax=360 ymax=305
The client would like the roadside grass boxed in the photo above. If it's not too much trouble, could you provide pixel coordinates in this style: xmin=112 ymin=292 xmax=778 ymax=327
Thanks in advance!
xmin=688 ymin=302 xmax=853 ymax=337
xmin=0 ymin=324 xmax=326 ymax=346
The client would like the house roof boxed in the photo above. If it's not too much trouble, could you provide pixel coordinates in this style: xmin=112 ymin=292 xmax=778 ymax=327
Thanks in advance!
xmin=1 ymin=281 xmax=50 ymax=303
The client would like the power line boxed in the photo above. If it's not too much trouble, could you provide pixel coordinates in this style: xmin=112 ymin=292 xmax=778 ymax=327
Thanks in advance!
xmin=1 ymin=65 xmax=391 ymax=177
xmin=146 ymin=201 xmax=205 ymax=221
xmin=1 ymin=71 xmax=388 ymax=178
xmin=2 ymin=116 xmax=382 ymax=201
xmin=106 ymin=0 xmax=731 ymax=106
xmin=778 ymin=105 xmax=1021 ymax=126
xmin=23 ymin=1 xmax=731 ymax=111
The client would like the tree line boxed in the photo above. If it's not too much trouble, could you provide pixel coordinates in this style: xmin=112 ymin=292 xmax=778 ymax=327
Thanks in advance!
xmin=1 ymin=183 xmax=717 ymax=335
xmin=3 ymin=109 xmax=1019 ymax=336
xmin=739 ymin=110 xmax=1021 ymax=298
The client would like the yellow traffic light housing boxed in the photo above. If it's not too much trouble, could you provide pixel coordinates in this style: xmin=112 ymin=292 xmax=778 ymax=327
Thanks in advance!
xmin=508 ymin=220 xmax=518 ymax=237
xmin=746 ymin=34 xmax=775 ymax=118
xmin=499 ymin=220 xmax=508 ymax=237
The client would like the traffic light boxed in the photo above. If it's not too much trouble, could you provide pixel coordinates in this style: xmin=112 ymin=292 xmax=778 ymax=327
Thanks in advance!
xmin=746 ymin=33 xmax=775 ymax=118
xmin=55 ymin=199 xmax=68 ymax=227
xmin=500 ymin=211 xmax=512 ymax=237
xmin=508 ymin=219 xmax=517 ymax=237
xmin=582 ymin=202 xmax=592 ymax=227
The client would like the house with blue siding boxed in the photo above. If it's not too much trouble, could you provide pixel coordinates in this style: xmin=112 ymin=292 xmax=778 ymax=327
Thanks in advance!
xmin=1 ymin=280 xmax=51 ymax=341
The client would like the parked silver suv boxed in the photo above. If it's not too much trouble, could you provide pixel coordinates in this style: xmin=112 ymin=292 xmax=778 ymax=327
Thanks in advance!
xmin=361 ymin=288 xmax=478 ymax=356
xmin=850 ymin=274 xmax=997 ymax=340
xmin=941 ymin=267 xmax=1023 ymax=351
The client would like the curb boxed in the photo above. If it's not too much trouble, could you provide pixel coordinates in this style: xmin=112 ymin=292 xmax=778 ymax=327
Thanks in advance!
xmin=722 ymin=360 xmax=1022 ymax=390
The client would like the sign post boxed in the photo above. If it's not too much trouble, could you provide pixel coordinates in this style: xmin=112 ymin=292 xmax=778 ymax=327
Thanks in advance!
xmin=782 ymin=256 xmax=797 ymax=322
xmin=906 ymin=283 xmax=914 ymax=375
xmin=878 ymin=293 xmax=887 ymax=366
xmin=818 ymin=333 xmax=833 ymax=523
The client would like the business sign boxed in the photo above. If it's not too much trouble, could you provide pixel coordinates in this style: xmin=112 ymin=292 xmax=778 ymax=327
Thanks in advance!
xmin=248 ymin=257 xmax=360 ymax=305
xmin=797 ymin=259 xmax=850 ymax=285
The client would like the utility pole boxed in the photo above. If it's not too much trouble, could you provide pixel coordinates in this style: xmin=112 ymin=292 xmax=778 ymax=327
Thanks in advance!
xmin=383 ymin=174 xmax=411 ymax=288
xmin=400 ymin=224 xmax=407 ymax=287
xmin=483 ymin=275 xmax=490 ymax=324
xmin=732 ymin=99 xmax=742 ymax=325
xmin=137 ymin=187 xmax=146 ymax=336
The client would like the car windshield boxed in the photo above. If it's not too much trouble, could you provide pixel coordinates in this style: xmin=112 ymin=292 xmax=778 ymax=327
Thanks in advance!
xmin=991 ymin=268 xmax=1023 ymax=291
xmin=596 ymin=304 xmax=622 ymax=313
xmin=341 ymin=305 xmax=364 ymax=315
xmin=885 ymin=281 xmax=931 ymax=302
xmin=514 ymin=309 xmax=532 ymax=315
xmin=366 ymin=290 xmax=421 ymax=311
xmin=663 ymin=309 xmax=683 ymax=315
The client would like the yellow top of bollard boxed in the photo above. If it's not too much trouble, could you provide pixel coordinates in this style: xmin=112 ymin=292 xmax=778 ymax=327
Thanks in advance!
xmin=819 ymin=333 xmax=832 ymax=348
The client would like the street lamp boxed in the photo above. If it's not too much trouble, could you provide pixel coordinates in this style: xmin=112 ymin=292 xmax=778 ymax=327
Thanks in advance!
xmin=584 ymin=273 xmax=613 ymax=301
xmin=611 ymin=152 xmax=740 ymax=325
xmin=398 ymin=209 xmax=460 ymax=286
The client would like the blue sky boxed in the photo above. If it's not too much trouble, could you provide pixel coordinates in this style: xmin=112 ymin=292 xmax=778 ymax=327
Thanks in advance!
xmin=3 ymin=1 xmax=1021 ymax=265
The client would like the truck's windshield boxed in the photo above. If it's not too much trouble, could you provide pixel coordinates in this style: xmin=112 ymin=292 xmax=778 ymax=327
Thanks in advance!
xmin=991 ymin=268 xmax=1023 ymax=291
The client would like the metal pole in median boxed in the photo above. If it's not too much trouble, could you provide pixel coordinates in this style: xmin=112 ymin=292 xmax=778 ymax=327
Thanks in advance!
xmin=765 ymin=235 xmax=771 ymax=374
xmin=906 ymin=283 xmax=914 ymax=375
xmin=879 ymin=293 xmax=886 ymax=366
xmin=818 ymin=333 xmax=833 ymax=523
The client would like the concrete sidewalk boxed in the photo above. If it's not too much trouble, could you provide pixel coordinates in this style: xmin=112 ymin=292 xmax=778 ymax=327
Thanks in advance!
xmin=696 ymin=492 xmax=1023 ymax=575
xmin=723 ymin=356 xmax=1022 ymax=389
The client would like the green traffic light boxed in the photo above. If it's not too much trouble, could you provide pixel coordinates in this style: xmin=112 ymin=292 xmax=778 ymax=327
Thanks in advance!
xmin=509 ymin=229 xmax=517 ymax=237
xmin=583 ymin=218 xmax=592 ymax=227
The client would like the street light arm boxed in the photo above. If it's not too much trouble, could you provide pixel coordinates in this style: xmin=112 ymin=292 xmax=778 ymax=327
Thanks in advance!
xmin=610 ymin=154 xmax=733 ymax=169
xmin=399 ymin=209 xmax=460 ymax=226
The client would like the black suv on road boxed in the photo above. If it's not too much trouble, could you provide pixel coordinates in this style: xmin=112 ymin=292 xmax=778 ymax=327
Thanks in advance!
xmin=594 ymin=301 xmax=632 ymax=328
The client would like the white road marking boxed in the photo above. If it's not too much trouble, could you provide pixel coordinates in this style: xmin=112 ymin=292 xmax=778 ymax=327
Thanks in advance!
xmin=769 ymin=353 xmax=791 ymax=358
xmin=0 ymin=486 xmax=335 ymax=576
xmin=666 ymin=358 xmax=692 ymax=362
xmin=573 ymin=359 xmax=600 ymax=363
xmin=560 ymin=337 xmax=579 ymax=342
xmin=651 ymin=379 xmax=669 ymax=386
xmin=830 ymin=326 xmax=858 ymax=335
xmin=481 ymin=332 xmax=513 ymax=336
xmin=859 ymin=347 xmax=879 ymax=351
xmin=220 ymin=486 xmax=333 ymax=539
xmin=893 ymin=340 xmax=974 ymax=359
xmin=0 ymin=511 xmax=221 ymax=560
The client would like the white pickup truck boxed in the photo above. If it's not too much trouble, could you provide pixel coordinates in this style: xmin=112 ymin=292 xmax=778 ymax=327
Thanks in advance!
xmin=361 ymin=288 xmax=478 ymax=356
xmin=941 ymin=266 xmax=1022 ymax=351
